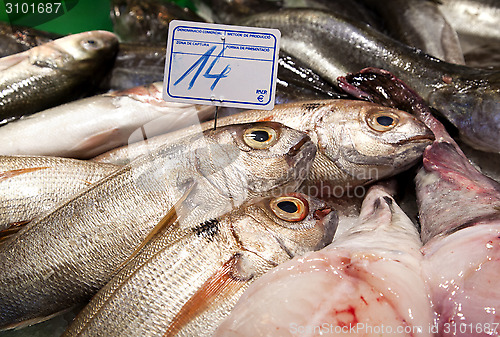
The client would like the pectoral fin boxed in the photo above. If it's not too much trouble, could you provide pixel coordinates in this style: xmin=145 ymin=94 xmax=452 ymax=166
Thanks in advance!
xmin=0 ymin=221 xmax=30 ymax=244
xmin=163 ymin=253 xmax=250 ymax=337
xmin=114 ymin=181 xmax=197 ymax=273
xmin=0 ymin=167 xmax=48 ymax=182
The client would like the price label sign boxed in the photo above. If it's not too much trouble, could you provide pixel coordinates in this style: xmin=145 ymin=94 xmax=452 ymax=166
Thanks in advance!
xmin=163 ymin=20 xmax=281 ymax=110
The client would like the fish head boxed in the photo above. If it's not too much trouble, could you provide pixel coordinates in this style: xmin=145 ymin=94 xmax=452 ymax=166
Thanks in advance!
xmin=205 ymin=121 xmax=317 ymax=199
xmin=229 ymin=192 xmax=338 ymax=264
xmin=428 ymin=71 xmax=500 ymax=153
xmin=319 ymin=101 xmax=434 ymax=184
xmin=333 ymin=185 xmax=422 ymax=253
xmin=29 ymin=30 xmax=118 ymax=71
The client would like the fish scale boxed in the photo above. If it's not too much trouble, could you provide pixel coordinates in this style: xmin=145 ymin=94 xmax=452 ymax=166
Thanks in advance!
xmin=62 ymin=193 xmax=337 ymax=337
xmin=0 ymin=156 xmax=120 ymax=233
xmin=0 ymin=121 xmax=315 ymax=331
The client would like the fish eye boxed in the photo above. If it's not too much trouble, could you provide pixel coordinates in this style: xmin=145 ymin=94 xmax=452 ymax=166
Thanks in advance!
xmin=270 ymin=196 xmax=309 ymax=222
xmin=367 ymin=110 xmax=399 ymax=132
xmin=243 ymin=126 xmax=278 ymax=149
xmin=81 ymin=39 xmax=101 ymax=50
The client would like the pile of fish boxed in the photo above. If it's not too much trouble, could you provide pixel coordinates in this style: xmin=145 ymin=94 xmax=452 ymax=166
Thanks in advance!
xmin=0 ymin=0 xmax=499 ymax=336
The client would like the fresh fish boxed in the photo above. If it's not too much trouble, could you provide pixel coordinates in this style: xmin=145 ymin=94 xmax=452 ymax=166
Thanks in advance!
xmin=0 ymin=155 xmax=119 ymax=235
xmin=0 ymin=82 xmax=215 ymax=158
xmin=111 ymin=0 xmax=206 ymax=43
xmin=0 ymin=121 xmax=315 ymax=330
xmin=199 ymin=0 xmax=283 ymax=23
xmin=0 ymin=31 xmax=118 ymax=125
xmin=341 ymin=66 xmax=500 ymax=335
xmin=416 ymin=138 xmax=500 ymax=336
xmin=215 ymin=185 xmax=433 ymax=337
xmin=439 ymin=0 xmax=500 ymax=50
xmin=0 ymin=22 xmax=60 ymax=57
xmin=285 ymin=0 xmax=383 ymax=32
xmin=94 ymin=100 xmax=433 ymax=196
xmin=276 ymin=51 xmax=346 ymax=102
xmin=356 ymin=0 xmax=465 ymax=64
xmin=241 ymin=8 xmax=500 ymax=153
xmin=99 ymin=43 xmax=166 ymax=91
xmin=62 ymin=192 xmax=337 ymax=336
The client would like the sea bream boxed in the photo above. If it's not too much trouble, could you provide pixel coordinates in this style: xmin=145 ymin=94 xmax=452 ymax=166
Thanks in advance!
xmin=0 ymin=121 xmax=316 ymax=331
xmin=0 ymin=30 xmax=118 ymax=125
xmin=240 ymin=8 xmax=500 ymax=153
xmin=94 ymin=100 xmax=434 ymax=196
xmin=0 ymin=82 xmax=215 ymax=158
xmin=62 ymin=192 xmax=337 ymax=337
xmin=214 ymin=185 xmax=433 ymax=337
xmin=0 ymin=156 xmax=119 ymax=236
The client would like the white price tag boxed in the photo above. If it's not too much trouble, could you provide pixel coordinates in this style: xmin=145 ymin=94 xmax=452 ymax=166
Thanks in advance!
xmin=163 ymin=20 xmax=281 ymax=110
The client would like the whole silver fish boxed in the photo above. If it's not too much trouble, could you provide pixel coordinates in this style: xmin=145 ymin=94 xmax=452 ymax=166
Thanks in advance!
xmin=0 ymin=31 xmax=118 ymax=125
xmin=0 ymin=121 xmax=315 ymax=331
xmin=215 ymin=185 xmax=433 ymax=337
xmin=94 ymin=100 xmax=434 ymax=196
xmin=63 ymin=192 xmax=337 ymax=337
xmin=0 ymin=82 xmax=215 ymax=158
xmin=240 ymin=8 xmax=500 ymax=153
xmin=0 ymin=155 xmax=119 ymax=234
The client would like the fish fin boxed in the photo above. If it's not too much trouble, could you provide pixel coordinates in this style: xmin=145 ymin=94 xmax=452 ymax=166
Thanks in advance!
xmin=0 ymin=167 xmax=49 ymax=182
xmin=113 ymin=181 xmax=198 ymax=273
xmin=0 ymin=53 xmax=27 ymax=71
xmin=70 ymin=128 xmax=120 ymax=153
xmin=163 ymin=253 xmax=251 ymax=336
xmin=0 ymin=221 xmax=30 ymax=245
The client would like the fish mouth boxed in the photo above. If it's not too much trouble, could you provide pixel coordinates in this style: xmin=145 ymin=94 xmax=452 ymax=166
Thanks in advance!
xmin=287 ymin=134 xmax=312 ymax=157
xmin=314 ymin=208 xmax=338 ymax=250
xmin=396 ymin=133 xmax=435 ymax=145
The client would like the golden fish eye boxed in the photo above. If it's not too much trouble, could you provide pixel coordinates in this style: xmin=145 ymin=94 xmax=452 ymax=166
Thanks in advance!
xmin=243 ymin=126 xmax=278 ymax=149
xmin=270 ymin=196 xmax=309 ymax=222
xmin=367 ymin=111 xmax=399 ymax=132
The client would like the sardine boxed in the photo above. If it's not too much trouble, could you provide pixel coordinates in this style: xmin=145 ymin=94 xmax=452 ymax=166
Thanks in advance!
xmin=0 ymin=22 xmax=60 ymax=57
xmin=94 ymin=100 xmax=434 ymax=196
xmin=111 ymin=0 xmax=206 ymax=43
xmin=0 ymin=121 xmax=315 ymax=330
xmin=0 ymin=155 xmax=119 ymax=234
xmin=199 ymin=0 xmax=283 ymax=23
xmin=240 ymin=8 xmax=500 ymax=153
xmin=215 ymin=185 xmax=433 ymax=337
xmin=62 ymin=192 xmax=337 ymax=336
xmin=0 ymin=82 xmax=215 ymax=158
xmin=0 ymin=31 xmax=118 ymax=125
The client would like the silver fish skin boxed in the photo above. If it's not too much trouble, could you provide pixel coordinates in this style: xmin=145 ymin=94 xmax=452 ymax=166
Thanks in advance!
xmin=240 ymin=8 xmax=500 ymax=153
xmin=0 ymin=121 xmax=315 ymax=331
xmin=215 ymin=185 xmax=433 ymax=337
xmin=0 ymin=82 xmax=215 ymax=158
xmin=0 ymin=155 xmax=119 ymax=232
xmin=94 ymin=100 xmax=434 ymax=196
xmin=439 ymin=0 xmax=500 ymax=48
xmin=62 ymin=193 xmax=337 ymax=337
xmin=357 ymin=0 xmax=465 ymax=64
xmin=0 ymin=30 xmax=118 ymax=124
